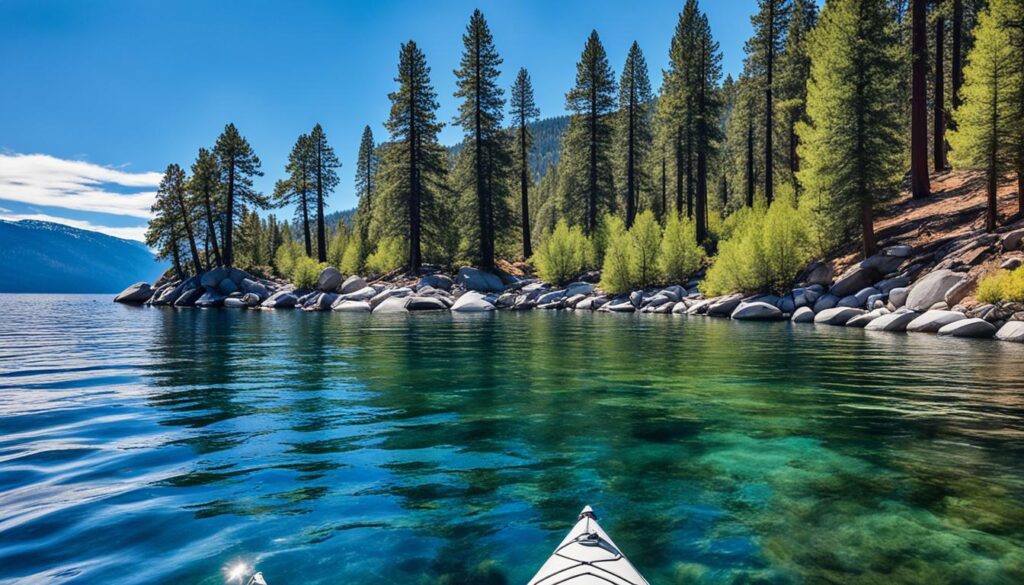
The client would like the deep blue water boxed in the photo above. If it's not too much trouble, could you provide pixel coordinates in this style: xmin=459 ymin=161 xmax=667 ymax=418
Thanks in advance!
xmin=1 ymin=295 xmax=1023 ymax=584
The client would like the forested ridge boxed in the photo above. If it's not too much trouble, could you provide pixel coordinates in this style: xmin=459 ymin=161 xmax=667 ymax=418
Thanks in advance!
xmin=146 ymin=0 xmax=1024 ymax=297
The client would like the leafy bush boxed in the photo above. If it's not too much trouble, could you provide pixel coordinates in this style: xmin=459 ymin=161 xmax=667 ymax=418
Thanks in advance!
xmin=629 ymin=211 xmax=663 ymax=289
xmin=599 ymin=216 xmax=632 ymax=294
xmin=532 ymin=219 xmax=591 ymax=285
xmin=274 ymin=241 xmax=303 ymax=279
xmin=326 ymin=227 xmax=349 ymax=269
xmin=659 ymin=213 xmax=705 ymax=283
xmin=290 ymin=255 xmax=323 ymax=289
xmin=365 ymin=237 xmax=407 ymax=275
xmin=340 ymin=231 xmax=365 ymax=275
xmin=701 ymin=199 xmax=814 ymax=296
xmin=977 ymin=267 xmax=1024 ymax=303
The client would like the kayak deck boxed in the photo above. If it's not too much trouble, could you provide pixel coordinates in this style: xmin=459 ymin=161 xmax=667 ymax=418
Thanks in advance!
xmin=527 ymin=506 xmax=650 ymax=585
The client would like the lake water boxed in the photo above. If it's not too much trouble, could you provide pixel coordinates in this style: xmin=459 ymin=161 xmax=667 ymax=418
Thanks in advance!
xmin=1 ymin=295 xmax=1023 ymax=584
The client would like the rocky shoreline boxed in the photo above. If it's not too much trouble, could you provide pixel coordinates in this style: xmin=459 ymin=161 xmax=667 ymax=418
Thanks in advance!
xmin=115 ymin=225 xmax=1024 ymax=344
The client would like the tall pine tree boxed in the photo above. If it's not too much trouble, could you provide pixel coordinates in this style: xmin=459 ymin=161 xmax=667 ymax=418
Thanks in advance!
xmin=693 ymin=12 xmax=723 ymax=244
xmin=354 ymin=125 xmax=378 ymax=245
xmin=188 ymin=147 xmax=222 ymax=268
xmin=453 ymin=9 xmax=512 ymax=269
xmin=214 ymin=123 xmax=265 ymax=267
xmin=309 ymin=124 xmax=341 ymax=263
xmin=563 ymin=30 xmax=617 ymax=234
xmin=747 ymin=0 xmax=790 ymax=205
xmin=378 ymin=41 xmax=446 ymax=271
xmin=616 ymin=41 xmax=653 ymax=228
xmin=910 ymin=0 xmax=932 ymax=198
xmin=273 ymin=133 xmax=316 ymax=257
xmin=776 ymin=0 xmax=817 ymax=192
xmin=660 ymin=0 xmax=701 ymax=217
xmin=510 ymin=68 xmax=539 ymax=259
xmin=798 ymin=0 xmax=903 ymax=258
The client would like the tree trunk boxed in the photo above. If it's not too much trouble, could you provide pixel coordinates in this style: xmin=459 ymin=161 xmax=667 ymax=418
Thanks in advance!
xmin=203 ymin=187 xmax=222 ymax=267
xmin=520 ymin=121 xmax=531 ymax=259
xmin=860 ymin=199 xmax=877 ymax=258
xmin=1018 ymin=165 xmax=1023 ymax=218
xmin=746 ymin=118 xmax=755 ymax=207
xmin=910 ymin=0 xmax=931 ymax=198
xmin=765 ymin=0 xmax=775 ymax=206
xmin=675 ymin=130 xmax=684 ymax=215
xmin=685 ymin=135 xmax=694 ymax=218
xmin=316 ymin=148 xmax=327 ymax=263
xmin=626 ymin=88 xmax=636 ymax=228
xmin=588 ymin=72 xmax=598 ymax=235
xmin=934 ymin=15 xmax=947 ymax=172
xmin=474 ymin=32 xmax=493 ymax=269
xmin=175 ymin=191 xmax=202 ymax=274
xmin=224 ymin=160 xmax=235 ymax=266
xmin=951 ymin=0 xmax=963 ymax=116
xmin=660 ymin=156 xmax=667 ymax=219
xmin=301 ymin=192 xmax=312 ymax=257
xmin=409 ymin=64 xmax=422 ymax=271
xmin=696 ymin=37 xmax=708 ymax=243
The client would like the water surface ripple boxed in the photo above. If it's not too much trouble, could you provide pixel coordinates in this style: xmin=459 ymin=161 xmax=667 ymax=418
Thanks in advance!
xmin=0 ymin=295 xmax=1022 ymax=584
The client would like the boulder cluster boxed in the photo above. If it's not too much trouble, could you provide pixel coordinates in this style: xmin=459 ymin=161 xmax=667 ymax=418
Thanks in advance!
xmin=115 ymin=227 xmax=1024 ymax=344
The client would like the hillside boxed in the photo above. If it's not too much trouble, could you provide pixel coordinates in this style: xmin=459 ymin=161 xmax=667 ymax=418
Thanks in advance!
xmin=0 ymin=220 xmax=168 ymax=293
xmin=448 ymin=114 xmax=568 ymax=181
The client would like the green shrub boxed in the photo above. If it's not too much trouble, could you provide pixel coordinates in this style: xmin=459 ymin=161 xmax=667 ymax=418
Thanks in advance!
xmin=365 ymin=237 xmax=407 ymax=275
xmin=290 ymin=255 xmax=323 ymax=289
xmin=326 ymin=227 xmax=348 ymax=269
xmin=701 ymin=199 xmax=814 ymax=296
xmin=629 ymin=211 xmax=663 ymax=289
xmin=977 ymin=267 xmax=1024 ymax=303
xmin=532 ymin=219 xmax=590 ymax=285
xmin=274 ymin=241 xmax=302 ymax=279
xmin=659 ymin=213 xmax=705 ymax=284
xmin=599 ymin=216 xmax=632 ymax=294
xmin=340 ymin=231 xmax=365 ymax=275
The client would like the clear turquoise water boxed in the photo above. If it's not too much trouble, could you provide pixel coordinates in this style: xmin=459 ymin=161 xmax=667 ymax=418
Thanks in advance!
xmin=1 ymin=295 xmax=1023 ymax=584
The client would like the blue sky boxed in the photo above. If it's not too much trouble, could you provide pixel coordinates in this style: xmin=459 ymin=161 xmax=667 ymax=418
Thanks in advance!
xmin=0 ymin=0 xmax=766 ymax=241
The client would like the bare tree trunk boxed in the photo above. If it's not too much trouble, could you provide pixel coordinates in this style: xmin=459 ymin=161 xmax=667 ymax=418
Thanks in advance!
xmin=934 ymin=15 xmax=947 ymax=172
xmin=911 ymin=0 xmax=931 ymax=198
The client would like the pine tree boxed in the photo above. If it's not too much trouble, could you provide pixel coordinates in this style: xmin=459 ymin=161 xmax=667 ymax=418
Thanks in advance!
xmin=747 ymin=0 xmax=790 ymax=205
xmin=309 ymin=124 xmax=341 ymax=263
xmin=948 ymin=0 xmax=1020 ymax=231
xmin=214 ymin=123 xmax=266 ymax=267
xmin=616 ymin=41 xmax=653 ymax=228
xmin=798 ymin=0 xmax=903 ymax=258
xmin=776 ymin=0 xmax=817 ymax=191
xmin=660 ymin=0 xmax=701 ymax=217
xmin=354 ymin=125 xmax=378 ymax=246
xmin=935 ymin=3 xmax=948 ymax=172
xmin=1005 ymin=1 xmax=1024 ymax=217
xmin=911 ymin=0 xmax=932 ymax=198
xmin=563 ymin=30 xmax=617 ymax=234
xmin=453 ymin=9 xmax=513 ymax=269
xmin=273 ymin=133 xmax=315 ymax=257
xmin=510 ymin=68 xmax=540 ymax=259
xmin=693 ymin=13 xmax=723 ymax=244
xmin=163 ymin=163 xmax=202 ymax=274
xmin=188 ymin=147 xmax=222 ymax=268
xmin=378 ymin=41 xmax=446 ymax=271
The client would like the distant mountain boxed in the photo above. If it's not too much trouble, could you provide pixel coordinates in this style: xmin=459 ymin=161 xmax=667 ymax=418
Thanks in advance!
xmin=448 ymin=114 xmax=569 ymax=182
xmin=0 ymin=220 xmax=168 ymax=293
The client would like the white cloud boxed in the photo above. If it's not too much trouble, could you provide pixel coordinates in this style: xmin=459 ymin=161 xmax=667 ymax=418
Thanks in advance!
xmin=0 ymin=212 xmax=149 ymax=242
xmin=0 ymin=153 xmax=162 ymax=218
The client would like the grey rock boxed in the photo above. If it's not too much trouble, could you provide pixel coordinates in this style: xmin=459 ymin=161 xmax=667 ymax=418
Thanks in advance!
xmin=889 ymin=287 xmax=910 ymax=308
xmin=867 ymin=294 xmax=888 ymax=309
xmin=317 ymin=267 xmax=343 ymax=292
xmin=831 ymin=265 xmax=878 ymax=297
xmin=938 ymin=318 xmax=997 ymax=338
xmin=800 ymin=262 xmax=834 ymax=287
xmin=905 ymin=269 xmax=967 ymax=312
xmin=240 ymin=278 xmax=269 ymax=299
xmin=565 ymin=282 xmax=594 ymax=297
xmin=731 ymin=301 xmax=784 ymax=320
xmin=564 ymin=294 xmax=588 ymax=309
xmin=995 ymin=321 xmax=1024 ymax=342
xmin=864 ymin=310 xmax=918 ymax=332
xmin=537 ymin=290 xmax=566 ymax=305
xmin=905 ymin=310 xmax=966 ymax=333
xmin=199 ymin=267 xmax=230 ymax=289
xmin=195 ymin=290 xmax=226 ymax=308
xmin=455 ymin=266 xmax=504 ymax=292
xmin=607 ymin=302 xmax=636 ymax=313
xmin=1001 ymin=257 xmax=1023 ymax=270
xmin=629 ymin=290 xmax=644 ymax=308
xmin=876 ymin=277 xmax=910 ymax=294
xmin=861 ymin=254 xmax=905 ymax=276
xmin=333 ymin=300 xmax=372 ymax=312
xmin=218 ymin=278 xmax=239 ymax=295
xmin=1001 ymin=228 xmax=1024 ymax=251
xmin=339 ymin=275 xmax=368 ymax=294
xmin=262 ymin=291 xmax=298 ymax=309
xmin=944 ymin=277 xmax=975 ymax=307
xmin=686 ymin=299 xmax=712 ymax=315
xmin=777 ymin=294 xmax=796 ymax=314
xmin=174 ymin=287 xmax=203 ymax=307
xmin=369 ymin=287 xmax=412 ymax=309
xmin=495 ymin=292 xmax=518 ymax=308
xmin=338 ymin=286 xmax=377 ymax=302
xmin=311 ymin=292 xmax=337 ymax=311
xmin=223 ymin=297 xmax=248 ymax=309
xmin=814 ymin=307 xmax=866 ymax=325
xmin=418 ymin=274 xmax=453 ymax=291
xmin=644 ymin=294 xmax=674 ymax=309
xmin=373 ymin=297 xmax=409 ymax=313
xmin=837 ymin=295 xmax=862 ymax=308
xmin=452 ymin=291 xmax=496 ymax=312
xmin=405 ymin=296 xmax=448 ymax=311
xmin=114 ymin=282 xmax=154 ymax=303
xmin=707 ymin=294 xmax=743 ymax=317
xmin=846 ymin=308 xmax=890 ymax=328
xmin=883 ymin=244 xmax=914 ymax=258
xmin=791 ymin=306 xmax=815 ymax=323
xmin=813 ymin=293 xmax=840 ymax=313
